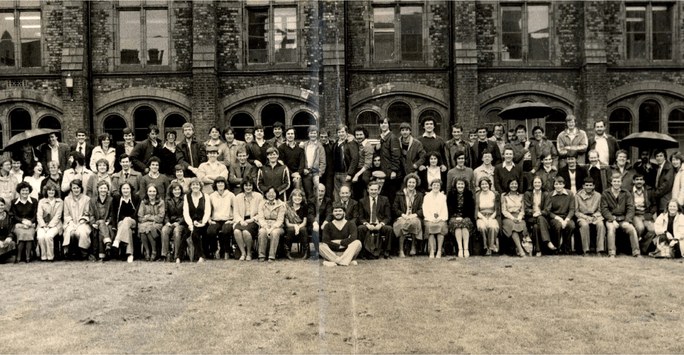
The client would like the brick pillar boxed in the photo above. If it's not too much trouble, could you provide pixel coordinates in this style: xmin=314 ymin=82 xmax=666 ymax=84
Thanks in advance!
xmin=579 ymin=1 xmax=608 ymax=130
xmin=60 ymin=0 xmax=89 ymax=142
xmin=453 ymin=1 xmax=478 ymax=132
xmin=321 ymin=0 xmax=345 ymax=132
xmin=191 ymin=1 xmax=218 ymax=141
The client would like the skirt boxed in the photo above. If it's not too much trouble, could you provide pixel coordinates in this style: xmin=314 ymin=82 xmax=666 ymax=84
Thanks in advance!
xmin=502 ymin=218 xmax=528 ymax=237
xmin=393 ymin=216 xmax=423 ymax=239
xmin=424 ymin=220 xmax=448 ymax=237
xmin=14 ymin=225 xmax=36 ymax=242
xmin=449 ymin=217 xmax=474 ymax=231
xmin=138 ymin=222 xmax=162 ymax=238
xmin=234 ymin=221 xmax=259 ymax=237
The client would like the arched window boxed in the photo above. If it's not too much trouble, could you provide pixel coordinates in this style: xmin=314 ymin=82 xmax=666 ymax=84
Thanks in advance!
xmin=0 ymin=122 xmax=4 ymax=149
xmin=669 ymin=107 xmax=684 ymax=145
xmin=9 ymin=108 xmax=31 ymax=138
xmin=133 ymin=106 xmax=157 ymax=141
xmin=260 ymin=103 xmax=285 ymax=139
xmin=230 ymin=113 xmax=254 ymax=141
xmin=483 ymin=109 xmax=502 ymax=134
xmin=609 ymin=108 xmax=632 ymax=140
xmin=639 ymin=100 xmax=661 ymax=132
xmin=356 ymin=111 xmax=380 ymax=139
xmin=545 ymin=108 xmax=567 ymax=143
xmin=38 ymin=116 xmax=61 ymax=130
xmin=387 ymin=101 xmax=411 ymax=134
xmin=292 ymin=111 xmax=316 ymax=140
xmin=419 ymin=109 xmax=442 ymax=137
xmin=163 ymin=114 xmax=186 ymax=139
xmin=103 ymin=115 xmax=128 ymax=144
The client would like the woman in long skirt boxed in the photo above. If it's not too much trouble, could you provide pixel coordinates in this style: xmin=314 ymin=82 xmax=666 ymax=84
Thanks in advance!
xmin=138 ymin=184 xmax=165 ymax=261
xmin=11 ymin=182 xmax=38 ymax=262
xmin=37 ymin=182 xmax=63 ymax=261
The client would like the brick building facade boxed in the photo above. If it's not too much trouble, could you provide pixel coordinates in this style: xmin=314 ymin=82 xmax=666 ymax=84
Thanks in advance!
xmin=0 ymin=0 xmax=683 ymax=151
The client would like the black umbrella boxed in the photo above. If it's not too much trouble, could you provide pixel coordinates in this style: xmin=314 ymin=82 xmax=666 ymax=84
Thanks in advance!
xmin=498 ymin=102 xmax=555 ymax=120
xmin=620 ymin=131 xmax=679 ymax=150
xmin=3 ymin=128 xmax=60 ymax=152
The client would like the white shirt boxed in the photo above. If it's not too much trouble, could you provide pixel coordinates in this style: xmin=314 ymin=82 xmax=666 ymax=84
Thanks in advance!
xmin=422 ymin=191 xmax=448 ymax=222
xmin=568 ymin=169 xmax=577 ymax=194
xmin=50 ymin=145 xmax=59 ymax=165
xmin=305 ymin=143 xmax=317 ymax=169
xmin=594 ymin=134 xmax=610 ymax=166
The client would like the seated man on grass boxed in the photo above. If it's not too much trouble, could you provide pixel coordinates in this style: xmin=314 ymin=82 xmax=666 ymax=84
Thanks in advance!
xmin=321 ymin=202 xmax=362 ymax=267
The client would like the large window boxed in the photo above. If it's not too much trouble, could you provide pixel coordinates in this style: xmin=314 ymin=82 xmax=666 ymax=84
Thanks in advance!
xmin=638 ymin=100 xmax=660 ymax=132
xmin=669 ymin=108 xmax=684 ymax=144
xmin=609 ymin=108 xmax=632 ymax=140
xmin=133 ymin=106 xmax=157 ymax=141
xmin=163 ymin=114 xmax=186 ymax=139
xmin=246 ymin=2 xmax=298 ymax=65
xmin=260 ymin=103 xmax=285 ymax=139
xmin=372 ymin=2 xmax=424 ymax=63
xmin=229 ymin=113 xmax=254 ymax=141
xmin=103 ymin=115 xmax=128 ymax=143
xmin=626 ymin=4 xmax=673 ymax=61
xmin=118 ymin=1 xmax=169 ymax=66
xmin=501 ymin=4 xmax=550 ymax=62
xmin=38 ymin=116 xmax=61 ymax=136
xmin=9 ymin=107 xmax=31 ymax=138
xmin=356 ymin=111 xmax=381 ymax=139
xmin=545 ymin=109 xmax=567 ymax=143
xmin=387 ymin=101 xmax=411 ymax=133
xmin=291 ymin=111 xmax=316 ymax=140
xmin=0 ymin=1 xmax=42 ymax=68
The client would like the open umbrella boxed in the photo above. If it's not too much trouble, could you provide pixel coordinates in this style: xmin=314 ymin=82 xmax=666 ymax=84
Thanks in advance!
xmin=620 ymin=131 xmax=679 ymax=150
xmin=3 ymin=128 xmax=60 ymax=152
xmin=498 ymin=102 xmax=555 ymax=120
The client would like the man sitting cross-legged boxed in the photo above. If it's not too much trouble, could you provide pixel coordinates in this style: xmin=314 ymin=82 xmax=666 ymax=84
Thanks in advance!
xmin=321 ymin=202 xmax=362 ymax=267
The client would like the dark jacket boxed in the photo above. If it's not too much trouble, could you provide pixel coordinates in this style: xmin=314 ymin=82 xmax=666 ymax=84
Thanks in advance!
xmin=332 ymin=139 xmax=360 ymax=177
xmin=41 ymin=142 xmax=71 ymax=172
xmin=446 ymin=189 xmax=474 ymax=220
xmin=400 ymin=136 xmax=426 ymax=176
xmin=111 ymin=194 xmax=140 ymax=224
xmin=228 ymin=162 xmax=257 ymax=195
xmin=588 ymin=134 xmax=620 ymax=166
xmin=130 ymin=138 xmax=162 ymax=173
xmin=471 ymin=139 xmax=501 ymax=167
xmin=524 ymin=190 xmax=549 ymax=219
xmin=378 ymin=131 xmax=402 ymax=177
xmin=70 ymin=143 xmax=94 ymax=167
xmin=176 ymin=138 xmax=206 ymax=171
xmin=392 ymin=190 xmax=424 ymax=220
xmin=557 ymin=165 xmax=588 ymax=193
xmin=358 ymin=195 xmax=391 ymax=225
xmin=631 ymin=186 xmax=657 ymax=221
xmin=601 ymin=188 xmax=635 ymax=223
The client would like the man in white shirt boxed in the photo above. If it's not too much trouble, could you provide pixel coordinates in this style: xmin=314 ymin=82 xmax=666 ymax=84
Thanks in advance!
xmin=588 ymin=120 xmax=619 ymax=166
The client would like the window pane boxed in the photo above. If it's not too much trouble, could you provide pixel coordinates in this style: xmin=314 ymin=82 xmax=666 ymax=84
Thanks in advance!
xmin=38 ymin=116 xmax=60 ymax=130
xmin=247 ymin=8 xmax=268 ymax=64
xmin=626 ymin=6 xmax=646 ymax=60
xmin=230 ymin=113 xmax=254 ymax=141
xmin=545 ymin=109 xmax=567 ymax=143
xmin=261 ymin=104 xmax=285 ymax=139
xmin=0 ymin=11 xmax=15 ymax=67
xmin=501 ymin=6 xmax=522 ymax=60
xmin=120 ymin=11 xmax=141 ymax=64
xmin=527 ymin=5 xmax=549 ymax=61
xmin=9 ymin=108 xmax=31 ymax=137
xmin=19 ymin=11 xmax=40 ymax=67
xmin=273 ymin=7 xmax=297 ymax=63
xmin=652 ymin=6 xmax=672 ymax=60
xmin=638 ymin=100 xmax=660 ymax=132
xmin=133 ymin=106 xmax=157 ymax=141
xmin=609 ymin=108 xmax=632 ymax=140
xmin=146 ymin=9 xmax=168 ymax=65
xmin=292 ymin=111 xmax=316 ymax=140
xmin=18 ymin=0 xmax=41 ymax=7
xmin=373 ymin=7 xmax=394 ymax=62
xmin=357 ymin=111 xmax=381 ymax=138
xmin=669 ymin=108 xmax=684 ymax=144
xmin=387 ymin=101 xmax=411 ymax=133
xmin=400 ymin=6 xmax=422 ymax=61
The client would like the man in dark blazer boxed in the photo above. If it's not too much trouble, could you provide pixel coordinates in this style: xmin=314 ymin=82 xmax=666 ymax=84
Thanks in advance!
xmin=42 ymin=132 xmax=71 ymax=171
xmin=227 ymin=147 xmax=256 ymax=195
xmin=328 ymin=185 xmax=358 ymax=226
xmin=557 ymin=151 xmax=588 ymax=195
xmin=70 ymin=129 xmax=94 ymax=167
xmin=587 ymin=120 xmax=620 ymax=167
xmin=176 ymin=122 xmax=206 ymax=177
xmin=130 ymin=124 xmax=162 ymax=174
xmin=398 ymin=123 xmax=425 ymax=176
xmin=331 ymin=125 xmax=359 ymax=199
xmin=319 ymin=129 xmax=335 ymax=200
xmin=652 ymin=148 xmax=675 ymax=213
xmin=471 ymin=126 xmax=501 ymax=168
xmin=357 ymin=181 xmax=393 ymax=259
xmin=115 ymin=128 xmax=137 ymax=172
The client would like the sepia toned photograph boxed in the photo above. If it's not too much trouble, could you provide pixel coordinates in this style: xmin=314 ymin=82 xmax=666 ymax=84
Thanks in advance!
xmin=0 ymin=0 xmax=683 ymax=353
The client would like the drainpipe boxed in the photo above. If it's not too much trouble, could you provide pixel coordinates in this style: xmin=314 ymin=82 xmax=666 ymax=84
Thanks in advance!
xmin=447 ymin=1 xmax=455 ymax=126
xmin=85 ymin=0 xmax=95 ymax=141
xmin=343 ymin=0 xmax=350 ymax=126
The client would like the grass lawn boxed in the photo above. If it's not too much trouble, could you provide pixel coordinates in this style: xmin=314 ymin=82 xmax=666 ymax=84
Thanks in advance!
xmin=1 ymin=255 xmax=683 ymax=353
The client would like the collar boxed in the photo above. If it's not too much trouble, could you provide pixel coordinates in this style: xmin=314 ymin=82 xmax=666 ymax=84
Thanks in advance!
xmin=121 ymin=196 xmax=131 ymax=203
xmin=422 ymin=132 xmax=436 ymax=138
xmin=503 ymin=161 xmax=515 ymax=168
xmin=125 ymin=141 xmax=135 ymax=147
xmin=552 ymin=189 xmax=569 ymax=196
xmin=287 ymin=141 xmax=297 ymax=148
xmin=401 ymin=136 xmax=413 ymax=144
xmin=543 ymin=165 xmax=557 ymax=173
xmin=589 ymin=163 xmax=602 ymax=170
xmin=15 ymin=198 xmax=32 ymax=205
xmin=565 ymin=127 xmax=578 ymax=135
xmin=595 ymin=133 xmax=608 ymax=139
xmin=380 ymin=130 xmax=390 ymax=140
xmin=577 ymin=190 xmax=595 ymax=199
xmin=633 ymin=187 xmax=645 ymax=195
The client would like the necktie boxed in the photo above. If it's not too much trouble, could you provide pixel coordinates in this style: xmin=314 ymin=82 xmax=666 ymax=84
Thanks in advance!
xmin=370 ymin=197 xmax=376 ymax=224
xmin=240 ymin=166 xmax=245 ymax=177
xmin=79 ymin=145 xmax=83 ymax=155
xmin=125 ymin=172 xmax=129 ymax=180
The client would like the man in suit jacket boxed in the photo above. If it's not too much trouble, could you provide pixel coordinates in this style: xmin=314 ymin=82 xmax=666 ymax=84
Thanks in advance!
xmin=110 ymin=153 xmax=143 ymax=196
xmin=176 ymin=122 xmax=206 ymax=177
xmin=115 ymin=128 xmax=137 ymax=172
xmin=398 ymin=123 xmax=425 ymax=176
xmin=585 ymin=149 xmax=611 ymax=193
xmin=328 ymin=185 xmax=358 ymax=226
xmin=130 ymin=125 xmax=162 ymax=174
xmin=319 ymin=130 xmax=335 ymax=201
xmin=631 ymin=173 xmax=657 ymax=248
xmin=228 ymin=147 xmax=256 ymax=195
xmin=331 ymin=125 xmax=359 ymax=199
xmin=70 ymin=129 xmax=94 ymax=167
xmin=472 ymin=126 xmax=501 ymax=168
xmin=357 ymin=181 xmax=393 ymax=259
xmin=557 ymin=152 xmax=588 ymax=195
xmin=445 ymin=124 xmax=473 ymax=170
xmin=652 ymin=149 xmax=675 ymax=213
xmin=587 ymin=120 xmax=620 ymax=167
xmin=42 ymin=132 xmax=71 ymax=172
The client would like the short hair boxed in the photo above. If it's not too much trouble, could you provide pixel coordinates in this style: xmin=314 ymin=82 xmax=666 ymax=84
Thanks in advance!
xmin=285 ymin=127 xmax=296 ymax=134
xmin=632 ymin=173 xmax=645 ymax=181
xmin=478 ymin=176 xmax=492 ymax=188
xmin=165 ymin=130 xmax=177 ymax=139
xmin=671 ymin=152 xmax=684 ymax=163
xmin=212 ymin=176 xmax=227 ymax=191
xmin=506 ymin=178 xmax=519 ymax=191
xmin=273 ymin=121 xmax=285 ymax=129
xmin=16 ymin=181 xmax=32 ymax=194
xmin=47 ymin=160 xmax=59 ymax=171
xmin=76 ymin=129 xmax=87 ymax=136
xmin=425 ymin=151 xmax=442 ymax=166
xmin=421 ymin=116 xmax=436 ymax=126
xmin=554 ymin=176 xmax=566 ymax=184
xmin=367 ymin=181 xmax=381 ymax=190
xmin=583 ymin=177 xmax=595 ymax=185
xmin=454 ymin=151 xmax=466 ymax=161
xmin=182 ymin=122 xmax=194 ymax=130
xmin=531 ymin=125 xmax=545 ymax=134
xmin=236 ymin=147 xmax=248 ymax=156
xmin=493 ymin=123 xmax=505 ymax=131
xmin=587 ymin=149 xmax=599 ymax=159
xmin=654 ymin=148 xmax=667 ymax=157
xmin=122 ymin=128 xmax=134 ymax=135
xmin=95 ymin=158 xmax=110 ymax=171
xmin=241 ymin=177 xmax=255 ymax=190
xmin=451 ymin=124 xmax=463 ymax=131
xmin=119 ymin=153 xmax=130 ymax=162
xmin=42 ymin=181 xmax=61 ymax=199
xmin=222 ymin=127 xmax=235 ymax=136
xmin=453 ymin=177 xmax=470 ymax=190
xmin=97 ymin=133 xmax=112 ymax=146
xmin=307 ymin=125 xmax=318 ymax=133
xmin=594 ymin=119 xmax=607 ymax=127
xmin=503 ymin=146 xmax=515 ymax=154
xmin=148 ymin=156 xmax=161 ymax=166
xmin=353 ymin=126 xmax=369 ymax=138
xmin=610 ymin=173 xmax=622 ymax=181
xmin=70 ymin=179 xmax=83 ymax=191
xmin=96 ymin=179 xmax=111 ymax=191
xmin=403 ymin=173 xmax=421 ymax=188
xmin=476 ymin=126 xmax=489 ymax=133
xmin=69 ymin=151 xmax=85 ymax=166
xmin=337 ymin=124 xmax=348 ymax=133
xmin=566 ymin=150 xmax=578 ymax=159
xmin=566 ymin=115 xmax=577 ymax=122
xmin=244 ymin=128 xmax=254 ymax=135
xmin=148 ymin=125 xmax=160 ymax=134
xmin=188 ymin=177 xmax=202 ymax=188
xmin=319 ymin=129 xmax=330 ymax=136
xmin=253 ymin=125 xmax=264 ymax=131
xmin=332 ymin=201 xmax=345 ymax=211
xmin=265 ymin=147 xmax=279 ymax=156
xmin=615 ymin=149 xmax=629 ymax=158
xmin=208 ymin=125 xmax=221 ymax=135
xmin=515 ymin=124 xmax=526 ymax=132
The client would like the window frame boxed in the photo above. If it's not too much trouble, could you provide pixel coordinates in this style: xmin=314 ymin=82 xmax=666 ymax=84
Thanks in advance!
xmin=115 ymin=0 xmax=171 ymax=70
xmin=244 ymin=1 xmax=300 ymax=67
xmin=0 ymin=0 xmax=44 ymax=71
xmin=498 ymin=2 xmax=553 ymax=64
xmin=623 ymin=2 xmax=677 ymax=63
xmin=370 ymin=0 xmax=427 ymax=65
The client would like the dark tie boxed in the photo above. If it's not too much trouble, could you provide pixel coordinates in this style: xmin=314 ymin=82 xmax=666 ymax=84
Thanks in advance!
xmin=125 ymin=172 xmax=129 ymax=180
xmin=79 ymin=145 xmax=83 ymax=155
xmin=370 ymin=198 xmax=376 ymax=224
xmin=240 ymin=166 xmax=245 ymax=177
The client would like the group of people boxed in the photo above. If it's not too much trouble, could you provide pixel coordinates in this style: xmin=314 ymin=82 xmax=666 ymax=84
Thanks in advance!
xmin=0 ymin=114 xmax=682 ymax=266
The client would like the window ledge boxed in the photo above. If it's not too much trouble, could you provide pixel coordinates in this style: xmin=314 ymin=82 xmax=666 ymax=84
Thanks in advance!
xmin=114 ymin=65 xmax=173 ymax=72
xmin=609 ymin=62 xmax=683 ymax=70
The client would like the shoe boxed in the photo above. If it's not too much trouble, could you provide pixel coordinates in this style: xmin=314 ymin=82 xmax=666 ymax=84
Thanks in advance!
xmin=198 ymin=257 xmax=205 ymax=263
xmin=458 ymin=250 xmax=464 ymax=258
xmin=485 ymin=249 xmax=492 ymax=256
xmin=383 ymin=252 xmax=390 ymax=259
xmin=546 ymin=241 xmax=557 ymax=251
xmin=268 ymin=258 xmax=274 ymax=263
xmin=285 ymin=251 xmax=293 ymax=260
xmin=350 ymin=260 xmax=358 ymax=266
xmin=214 ymin=251 xmax=221 ymax=259
xmin=409 ymin=247 xmax=416 ymax=256
xmin=464 ymin=250 xmax=470 ymax=258
xmin=246 ymin=255 xmax=252 ymax=261
xmin=436 ymin=251 xmax=442 ymax=259
xmin=399 ymin=251 xmax=406 ymax=258
xmin=609 ymin=254 xmax=616 ymax=259
xmin=535 ymin=252 xmax=542 ymax=257
xmin=127 ymin=255 xmax=134 ymax=263
xmin=323 ymin=261 xmax=337 ymax=267
xmin=259 ymin=257 xmax=266 ymax=262
xmin=429 ymin=254 xmax=435 ymax=259
xmin=239 ymin=255 xmax=246 ymax=261
xmin=224 ymin=254 xmax=230 ymax=260
xmin=633 ymin=253 xmax=641 ymax=258
xmin=176 ymin=258 xmax=181 ymax=264
xmin=151 ymin=253 xmax=157 ymax=261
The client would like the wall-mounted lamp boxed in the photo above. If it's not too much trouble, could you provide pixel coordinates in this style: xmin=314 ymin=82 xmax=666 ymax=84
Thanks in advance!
xmin=65 ymin=72 xmax=74 ymax=101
